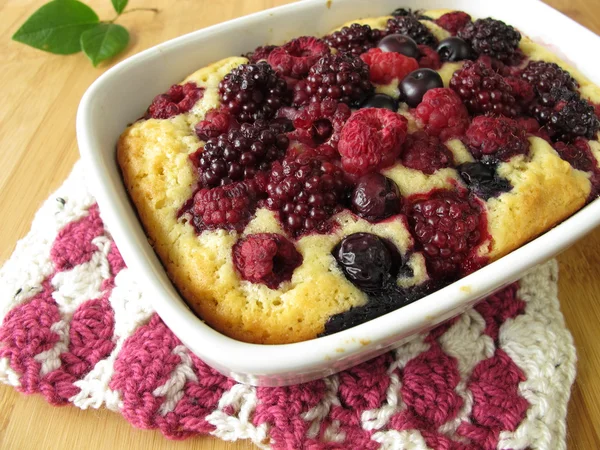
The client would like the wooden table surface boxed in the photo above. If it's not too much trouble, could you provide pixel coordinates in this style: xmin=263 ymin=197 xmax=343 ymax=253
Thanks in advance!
xmin=1 ymin=0 xmax=599 ymax=448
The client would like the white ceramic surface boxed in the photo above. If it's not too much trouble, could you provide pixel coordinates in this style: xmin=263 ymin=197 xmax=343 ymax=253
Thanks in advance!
xmin=77 ymin=0 xmax=600 ymax=386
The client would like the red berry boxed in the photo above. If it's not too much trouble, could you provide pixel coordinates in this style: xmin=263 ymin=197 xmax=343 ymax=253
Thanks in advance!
xmin=465 ymin=116 xmax=530 ymax=162
xmin=232 ymin=233 xmax=302 ymax=288
xmin=553 ymin=138 xmax=597 ymax=172
xmin=146 ymin=83 xmax=203 ymax=119
xmin=360 ymin=48 xmax=419 ymax=85
xmin=435 ymin=11 xmax=472 ymax=35
xmin=414 ymin=88 xmax=470 ymax=142
xmin=401 ymin=131 xmax=453 ymax=174
xmin=417 ymin=44 xmax=442 ymax=70
xmin=338 ymin=108 xmax=408 ymax=176
xmin=267 ymin=36 xmax=330 ymax=78
xmin=194 ymin=109 xmax=239 ymax=141
xmin=405 ymin=190 xmax=485 ymax=279
xmin=245 ymin=45 xmax=278 ymax=63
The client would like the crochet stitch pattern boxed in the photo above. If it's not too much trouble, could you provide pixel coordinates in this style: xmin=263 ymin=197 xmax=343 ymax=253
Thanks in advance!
xmin=0 ymin=162 xmax=576 ymax=450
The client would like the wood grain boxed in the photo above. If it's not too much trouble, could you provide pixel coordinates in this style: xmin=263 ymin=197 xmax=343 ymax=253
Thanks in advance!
xmin=0 ymin=0 xmax=599 ymax=448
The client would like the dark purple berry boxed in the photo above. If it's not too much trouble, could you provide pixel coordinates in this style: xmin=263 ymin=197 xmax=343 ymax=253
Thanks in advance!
xmin=386 ymin=16 xmax=437 ymax=47
xmin=351 ymin=173 xmax=401 ymax=221
xmin=457 ymin=162 xmax=512 ymax=200
xmin=437 ymin=37 xmax=473 ymax=62
xmin=377 ymin=34 xmax=420 ymax=59
xmin=458 ymin=18 xmax=521 ymax=62
xmin=360 ymin=93 xmax=398 ymax=111
xmin=400 ymin=68 xmax=444 ymax=107
xmin=324 ymin=23 xmax=383 ymax=56
xmin=521 ymin=61 xmax=578 ymax=95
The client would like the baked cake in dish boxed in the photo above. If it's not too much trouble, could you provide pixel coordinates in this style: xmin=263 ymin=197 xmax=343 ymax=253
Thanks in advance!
xmin=117 ymin=8 xmax=600 ymax=344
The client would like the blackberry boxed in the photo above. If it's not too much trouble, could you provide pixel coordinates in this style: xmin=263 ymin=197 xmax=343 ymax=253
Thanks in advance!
xmin=458 ymin=18 xmax=521 ymax=63
xmin=530 ymin=87 xmax=600 ymax=142
xmin=385 ymin=16 xmax=437 ymax=47
xmin=324 ymin=23 xmax=384 ymax=56
xmin=192 ymin=120 xmax=290 ymax=187
xmin=218 ymin=62 xmax=290 ymax=123
xmin=521 ymin=61 xmax=578 ymax=95
xmin=302 ymin=53 xmax=373 ymax=106
xmin=266 ymin=150 xmax=348 ymax=236
xmin=449 ymin=61 xmax=519 ymax=117
xmin=390 ymin=8 xmax=432 ymax=20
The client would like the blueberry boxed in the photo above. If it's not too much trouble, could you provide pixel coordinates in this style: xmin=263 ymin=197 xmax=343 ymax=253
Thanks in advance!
xmin=377 ymin=34 xmax=420 ymax=59
xmin=360 ymin=94 xmax=398 ymax=111
xmin=457 ymin=162 xmax=512 ymax=200
xmin=334 ymin=233 xmax=396 ymax=291
xmin=437 ymin=37 xmax=473 ymax=62
xmin=399 ymin=68 xmax=444 ymax=107
xmin=351 ymin=173 xmax=401 ymax=221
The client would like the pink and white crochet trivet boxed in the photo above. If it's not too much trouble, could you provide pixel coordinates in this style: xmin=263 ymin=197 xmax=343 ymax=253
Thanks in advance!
xmin=0 ymin=162 xmax=576 ymax=450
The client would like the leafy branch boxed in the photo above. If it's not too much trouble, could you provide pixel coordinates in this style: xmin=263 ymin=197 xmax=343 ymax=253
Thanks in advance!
xmin=12 ymin=0 xmax=158 ymax=67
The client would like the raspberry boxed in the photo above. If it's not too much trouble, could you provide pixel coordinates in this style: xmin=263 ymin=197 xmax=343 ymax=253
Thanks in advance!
xmin=338 ymin=108 xmax=408 ymax=176
xmin=417 ymin=44 xmax=441 ymax=70
xmin=302 ymin=53 xmax=373 ymax=106
xmin=520 ymin=61 xmax=578 ymax=95
xmin=267 ymin=37 xmax=330 ymax=78
xmin=192 ymin=120 xmax=290 ymax=187
xmin=449 ymin=61 xmax=519 ymax=117
xmin=465 ymin=116 xmax=530 ymax=162
xmin=530 ymin=87 xmax=600 ymax=142
xmin=401 ymin=131 xmax=453 ymax=174
xmin=245 ymin=45 xmax=278 ymax=63
xmin=266 ymin=150 xmax=348 ymax=236
xmin=435 ymin=11 xmax=472 ymax=35
xmin=515 ymin=117 xmax=551 ymax=141
xmin=324 ymin=23 xmax=384 ymax=56
xmin=360 ymin=48 xmax=419 ymax=85
xmin=505 ymin=76 xmax=535 ymax=106
xmin=191 ymin=181 xmax=259 ymax=233
xmin=553 ymin=138 xmax=598 ymax=172
xmin=385 ymin=16 xmax=437 ymax=47
xmin=415 ymin=88 xmax=470 ymax=142
xmin=232 ymin=233 xmax=302 ymax=288
xmin=289 ymin=99 xmax=352 ymax=156
xmin=219 ymin=62 xmax=290 ymax=123
xmin=145 ymin=83 xmax=203 ymax=119
xmin=194 ymin=110 xmax=239 ymax=141
xmin=405 ymin=190 xmax=484 ymax=279
xmin=458 ymin=18 xmax=521 ymax=62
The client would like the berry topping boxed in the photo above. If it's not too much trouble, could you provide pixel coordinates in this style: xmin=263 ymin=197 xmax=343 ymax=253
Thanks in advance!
xmin=266 ymin=150 xmax=348 ymax=236
xmin=360 ymin=93 xmax=398 ymax=111
xmin=386 ymin=16 xmax=438 ymax=47
xmin=465 ymin=115 xmax=530 ymax=162
xmin=191 ymin=181 xmax=259 ymax=233
xmin=435 ymin=11 xmax=472 ymax=35
xmin=505 ymin=76 xmax=535 ymax=106
xmin=324 ymin=23 xmax=383 ymax=56
xmin=194 ymin=109 xmax=238 ymax=141
xmin=553 ymin=138 xmax=598 ymax=172
xmin=458 ymin=18 xmax=521 ymax=63
xmin=415 ymin=88 xmax=470 ymax=142
xmin=351 ymin=173 xmax=401 ymax=222
xmin=520 ymin=61 xmax=578 ymax=95
xmin=449 ymin=61 xmax=519 ymax=117
xmin=377 ymin=34 xmax=420 ymax=59
xmin=457 ymin=162 xmax=512 ymax=200
xmin=245 ymin=45 xmax=278 ymax=63
xmin=302 ymin=53 xmax=373 ymax=106
xmin=219 ymin=62 xmax=290 ymax=123
xmin=193 ymin=120 xmax=289 ymax=187
xmin=417 ymin=44 xmax=442 ymax=70
xmin=399 ymin=68 xmax=444 ymax=107
xmin=338 ymin=108 xmax=408 ymax=176
xmin=360 ymin=48 xmax=419 ymax=85
xmin=530 ymin=87 xmax=600 ymax=142
xmin=401 ymin=131 xmax=453 ymax=174
xmin=333 ymin=233 xmax=398 ymax=291
xmin=405 ymin=190 xmax=484 ymax=279
xmin=289 ymin=99 xmax=352 ymax=155
xmin=145 ymin=83 xmax=203 ymax=119
xmin=436 ymin=37 xmax=473 ymax=62
xmin=267 ymin=36 xmax=330 ymax=78
xmin=232 ymin=233 xmax=302 ymax=289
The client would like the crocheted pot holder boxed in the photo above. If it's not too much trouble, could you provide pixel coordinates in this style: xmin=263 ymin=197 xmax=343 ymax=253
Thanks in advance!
xmin=0 ymin=161 xmax=576 ymax=450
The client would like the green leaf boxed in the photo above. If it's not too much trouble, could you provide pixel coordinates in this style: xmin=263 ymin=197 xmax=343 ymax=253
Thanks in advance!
xmin=111 ymin=0 xmax=128 ymax=15
xmin=12 ymin=0 xmax=99 ymax=55
xmin=80 ymin=23 xmax=129 ymax=67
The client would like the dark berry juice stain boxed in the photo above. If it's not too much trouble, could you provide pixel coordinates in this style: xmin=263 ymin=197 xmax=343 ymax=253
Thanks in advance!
xmin=457 ymin=162 xmax=512 ymax=200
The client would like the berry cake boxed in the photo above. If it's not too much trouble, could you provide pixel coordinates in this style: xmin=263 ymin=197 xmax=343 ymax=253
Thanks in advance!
xmin=117 ymin=8 xmax=600 ymax=344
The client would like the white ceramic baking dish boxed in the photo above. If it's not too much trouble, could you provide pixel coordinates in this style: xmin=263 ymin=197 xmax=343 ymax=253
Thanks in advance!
xmin=77 ymin=0 xmax=600 ymax=386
